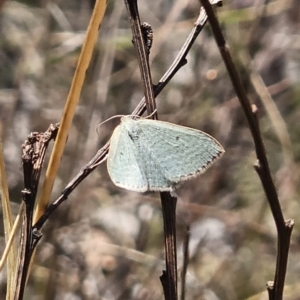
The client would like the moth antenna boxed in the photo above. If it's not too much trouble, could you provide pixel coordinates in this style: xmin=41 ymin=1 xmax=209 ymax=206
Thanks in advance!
xmin=97 ymin=109 xmax=158 ymax=135
xmin=96 ymin=115 xmax=124 ymax=135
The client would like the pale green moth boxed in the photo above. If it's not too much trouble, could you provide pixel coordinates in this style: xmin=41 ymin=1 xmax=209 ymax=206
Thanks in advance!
xmin=107 ymin=117 xmax=224 ymax=192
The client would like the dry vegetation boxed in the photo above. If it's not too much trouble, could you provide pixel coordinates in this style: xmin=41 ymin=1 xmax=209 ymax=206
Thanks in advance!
xmin=0 ymin=0 xmax=300 ymax=299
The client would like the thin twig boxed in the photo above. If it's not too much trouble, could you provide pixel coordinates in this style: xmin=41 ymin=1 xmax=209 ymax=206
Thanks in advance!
xmin=160 ymin=192 xmax=178 ymax=300
xmin=199 ymin=1 xmax=293 ymax=299
xmin=14 ymin=125 xmax=59 ymax=300
xmin=123 ymin=0 xmax=157 ymax=117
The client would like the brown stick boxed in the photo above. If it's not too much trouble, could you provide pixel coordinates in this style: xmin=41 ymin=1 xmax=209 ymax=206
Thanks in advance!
xmin=199 ymin=1 xmax=293 ymax=299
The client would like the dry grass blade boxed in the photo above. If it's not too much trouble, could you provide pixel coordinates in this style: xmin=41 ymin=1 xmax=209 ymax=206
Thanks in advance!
xmin=0 ymin=123 xmax=17 ymax=300
xmin=0 ymin=203 xmax=23 ymax=272
xmin=32 ymin=0 xmax=107 ymax=224
xmin=239 ymin=52 xmax=293 ymax=163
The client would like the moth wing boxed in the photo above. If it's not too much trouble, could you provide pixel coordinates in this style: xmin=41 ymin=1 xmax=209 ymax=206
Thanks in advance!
xmin=107 ymin=124 xmax=148 ymax=192
xmin=137 ymin=119 xmax=224 ymax=183
xmin=135 ymin=142 xmax=174 ymax=192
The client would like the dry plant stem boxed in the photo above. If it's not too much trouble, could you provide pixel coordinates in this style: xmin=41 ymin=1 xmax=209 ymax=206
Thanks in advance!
xmin=199 ymin=1 xmax=293 ymax=299
xmin=254 ymin=143 xmax=294 ymax=298
xmin=267 ymin=281 xmax=274 ymax=299
xmin=123 ymin=0 xmax=200 ymax=298
xmin=160 ymin=193 xmax=178 ymax=300
xmin=34 ymin=144 xmax=108 ymax=230
xmin=124 ymin=1 xmax=177 ymax=298
xmin=14 ymin=191 xmax=35 ymax=300
xmin=34 ymin=0 xmax=217 ymax=232
xmin=132 ymin=2 xmax=222 ymax=117
xmin=159 ymin=192 xmax=178 ymax=300
xmin=123 ymin=0 xmax=157 ymax=116
xmin=14 ymin=125 xmax=59 ymax=300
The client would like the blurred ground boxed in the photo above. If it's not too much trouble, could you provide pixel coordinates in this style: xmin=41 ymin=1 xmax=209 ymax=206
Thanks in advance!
xmin=0 ymin=0 xmax=300 ymax=299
